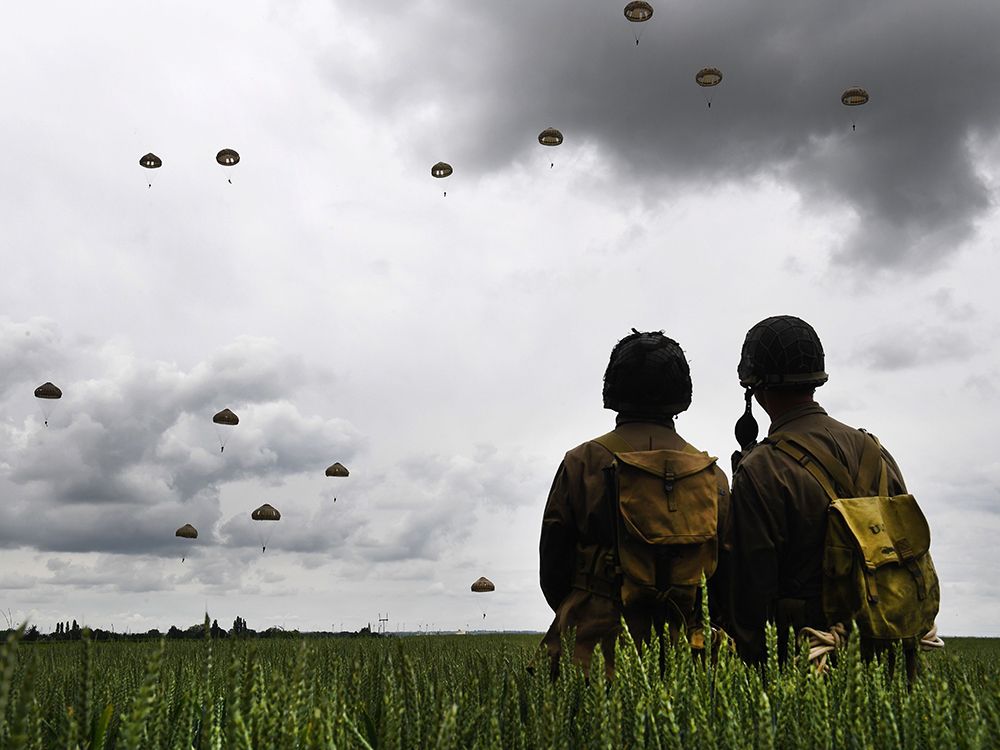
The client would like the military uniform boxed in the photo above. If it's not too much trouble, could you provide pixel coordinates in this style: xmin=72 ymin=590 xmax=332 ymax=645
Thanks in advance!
xmin=540 ymin=416 xmax=731 ymax=674
xmin=722 ymin=402 xmax=907 ymax=663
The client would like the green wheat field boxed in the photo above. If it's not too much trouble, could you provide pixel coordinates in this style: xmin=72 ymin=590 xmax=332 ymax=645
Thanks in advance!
xmin=1 ymin=623 xmax=997 ymax=749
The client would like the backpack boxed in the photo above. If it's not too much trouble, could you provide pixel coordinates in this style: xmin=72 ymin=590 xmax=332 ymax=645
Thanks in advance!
xmin=592 ymin=432 xmax=722 ymax=614
xmin=769 ymin=431 xmax=940 ymax=645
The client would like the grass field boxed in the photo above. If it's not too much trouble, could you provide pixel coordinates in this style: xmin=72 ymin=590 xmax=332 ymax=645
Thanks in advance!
xmin=1 ymin=624 xmax=997 ymax=749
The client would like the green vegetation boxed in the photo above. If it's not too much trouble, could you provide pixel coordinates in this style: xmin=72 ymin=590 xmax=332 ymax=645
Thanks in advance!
xmin=1 ymin=622 xmax=997 ymax=749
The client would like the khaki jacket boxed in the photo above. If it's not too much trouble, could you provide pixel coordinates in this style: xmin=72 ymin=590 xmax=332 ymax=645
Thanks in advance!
xmin=539 ymin=417 xmax=730 ymax=674
xmin=719 ymin=402 xmax=907 ymax=663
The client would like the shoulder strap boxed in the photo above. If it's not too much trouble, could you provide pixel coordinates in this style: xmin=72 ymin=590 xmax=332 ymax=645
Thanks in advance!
xmin=769 ymin=438 xmax=840 ymax=502
xmin=854 ymin=432 xmax=889 ymax=497
xmin=593 ymin=431 xmax=636 ymax=455
xmin=770 ymin=431 xmax=890 ymax=500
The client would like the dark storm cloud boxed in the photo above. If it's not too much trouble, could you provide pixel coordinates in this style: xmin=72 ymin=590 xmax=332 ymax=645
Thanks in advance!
xmin=0 ymin=321 xmax=362 ymax=556
xmin=215 ymin=442 xmax=548 ymax=560
xmin=854 ymin=325 xmax=975 ymax=371
xmin=324 ymin=0 xmax=1000 ymax=271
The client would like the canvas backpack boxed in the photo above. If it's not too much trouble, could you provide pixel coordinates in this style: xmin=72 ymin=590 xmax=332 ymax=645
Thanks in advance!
xmin=768 ymin=431 xmax=940 ymax=645
xmin=590 ymin=432 xmax=721 ymax=616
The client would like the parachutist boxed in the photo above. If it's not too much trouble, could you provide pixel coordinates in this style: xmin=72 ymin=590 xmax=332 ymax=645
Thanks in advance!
xmin=262 ymin=545 xmax=266 ymax=553
xmin=636 ymin=39 xmax=639 ymax=45
xmin=550 ymin=163 xmax=554 ymax=168
xmin=228 ymin=179 xmax=232 ymax=184
xmin=44 ymin=420 xmax=48 ymax=427
xmin=852 ymin=123 xmax=856 ymax=131
xmin=182 ymin=557 xmax=185 ymax=563
xmin=708 ymin=101 xmax=712 ymax=109
xmin=220 ymin=446 xmax=224 ymax=453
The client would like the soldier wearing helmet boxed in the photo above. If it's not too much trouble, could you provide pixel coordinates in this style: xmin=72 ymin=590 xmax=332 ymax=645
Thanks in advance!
xmin=539 ymin=330 xmax=730 ymax=677
xmin=720 ymin=315 xmax=909 ymax=664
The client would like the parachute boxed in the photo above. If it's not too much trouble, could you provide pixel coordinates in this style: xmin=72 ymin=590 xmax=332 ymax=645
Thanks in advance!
xmin=841 ymin=87 xmax=869 ymax=131
xmin=325 ymin=462 xmax=349 ymax=477
xmin=175 ymin=524 xmax=197 ymax=562
xmin=841 ymin=87 xmax=869 ymax=106
xmin=471 ymin=576 xmax=494 ymax=620
xmin=431 ymin=161 xmax=452 ymax=196
xmin=695 ymin=67 xmax=723 ymax=108
xmin=251 ymin=503 xmax=281 ymax=553
xmin=326 ymin=463 xmax=349 ymax=501
xmin=139 ymin=153 xmax=162 ymax=188
xmin=34 ymin=382 xmax=62 ymax=426
xmin=538 ymin=128 xmax=563 ymax=168
xmin=216 ymin=148 xmax=240 ymax=183
xmin=623 ymin=1 xmax=653 ymax=45
xmin=252 ymin=503 xmax=280 ymax=520
xmin=212 ymin=408 xmax=238 ymax=453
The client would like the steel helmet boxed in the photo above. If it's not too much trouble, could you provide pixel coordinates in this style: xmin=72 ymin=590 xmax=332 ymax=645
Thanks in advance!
xmin=738 ymin=316 xmax=828 ymax=389
xmin=603 ymin=330 xmax=692 ymax=415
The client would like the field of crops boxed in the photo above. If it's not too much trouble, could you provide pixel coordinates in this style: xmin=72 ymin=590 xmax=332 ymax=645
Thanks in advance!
xmin=1 ymin=623 xmax=998 ymax=749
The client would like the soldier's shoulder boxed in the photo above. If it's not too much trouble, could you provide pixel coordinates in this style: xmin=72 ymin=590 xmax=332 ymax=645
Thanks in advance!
xmin=562 ymin=434 xmax=615 ymax=463
xmin=734 ymin=439 xmax=783 ymax=475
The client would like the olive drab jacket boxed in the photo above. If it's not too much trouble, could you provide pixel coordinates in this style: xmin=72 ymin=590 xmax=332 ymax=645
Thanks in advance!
xmin=539 ymin=417 xmax=731 ymax=676
xmin=719 ymin=402 xmax=907 ymax=664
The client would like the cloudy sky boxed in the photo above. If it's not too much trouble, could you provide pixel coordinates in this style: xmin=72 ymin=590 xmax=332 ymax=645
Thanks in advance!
xmin=2 ymin=0 xmax=999 ymax=636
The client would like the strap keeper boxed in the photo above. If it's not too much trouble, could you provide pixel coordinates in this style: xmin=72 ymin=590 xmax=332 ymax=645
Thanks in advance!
xmin=864 ymin=570 xmax=879 ymax=603
xmin=663 ymin=468 xmax=677 ymax=511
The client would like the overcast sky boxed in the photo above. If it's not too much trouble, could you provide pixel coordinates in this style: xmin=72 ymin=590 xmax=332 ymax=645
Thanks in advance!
xmin=2 ymin=0 xmax=999 ymax=636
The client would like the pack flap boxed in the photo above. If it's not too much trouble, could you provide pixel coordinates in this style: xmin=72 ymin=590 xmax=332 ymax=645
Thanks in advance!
xmin=617 ymin=450 xmax=719 ymax=545
xmin=830 ymin=494 xmax=930 ymax=570
xmin=614 ymin=449 xmax=718 ymax=480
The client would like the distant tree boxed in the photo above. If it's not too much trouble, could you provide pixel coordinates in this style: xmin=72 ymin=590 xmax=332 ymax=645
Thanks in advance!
xmin=166 ymin=625 xmax=182 ymax=639
xmin=23 ymin=625 xmax=40 ymax=642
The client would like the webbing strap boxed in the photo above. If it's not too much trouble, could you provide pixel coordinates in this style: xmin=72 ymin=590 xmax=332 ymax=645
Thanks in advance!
xmin=770 ymin=439 xmax=839 ymax=503
xmin=855 ymin=432 xmax=888 ymax=497
xmin=895 ymin=538 xmax=927 ymax=600
xmin=593 ymin=431 xmax=637 ymax=455
xmin=770 ymin=432 xmax=860 ymax=498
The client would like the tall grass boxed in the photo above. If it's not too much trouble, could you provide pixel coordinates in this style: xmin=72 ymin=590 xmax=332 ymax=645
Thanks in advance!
xmin=1 ymin=622 xmax=997 ymax=749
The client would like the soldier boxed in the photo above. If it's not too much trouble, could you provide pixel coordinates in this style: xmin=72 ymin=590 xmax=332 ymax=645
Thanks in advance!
xmin=539 ymin=330 xmax=730 ymax=678
xmin=722 ymin=315 xmax=924 ymax=668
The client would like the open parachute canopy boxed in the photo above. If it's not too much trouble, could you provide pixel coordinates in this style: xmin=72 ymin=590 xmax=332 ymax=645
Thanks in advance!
xmin=213 ymin=408 xmax=239 ymax=426
xmin=841 ymin=87 xmax=869 ymax=106
xmin=538 ymin=128 xmax=563 ymax=147
xmin=471 ymin=576 xmax=495 ymax=593
xmin=431 ymin=162 xmax=453 ymax=178
xmin=139 ymin=153 xmax=162 ymax=169
xmin=34 ymin=382 xmax=62 ymax=399
xmin=325 ymin=462 xmax=350 ymax=477
xmin=696 ymin=67 xmax=723 ymax=87
xmin=216 ymin=148 xmax=240 ymax=166
xmin=623 ymin=1 xmax=653 ymax=22
xmin=252 ymin=503 xmax=281 ymax=521
xmin=175 ymin=524 xmax=198 ymax=539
